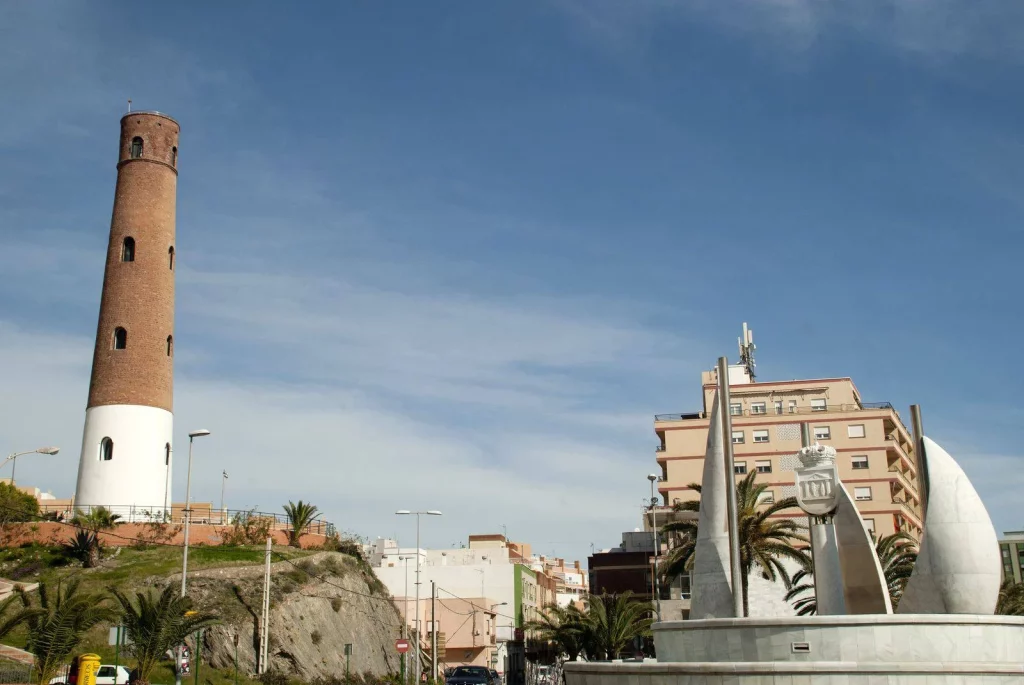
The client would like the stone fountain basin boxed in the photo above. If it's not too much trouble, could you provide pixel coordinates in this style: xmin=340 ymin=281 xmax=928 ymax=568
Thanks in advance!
xmin=563 ymin=614 xmax=1024 ymax=685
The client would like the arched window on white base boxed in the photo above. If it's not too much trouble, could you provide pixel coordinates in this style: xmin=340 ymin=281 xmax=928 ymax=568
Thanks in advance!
xmin=99 ymin=438 xmax=114 ymax=461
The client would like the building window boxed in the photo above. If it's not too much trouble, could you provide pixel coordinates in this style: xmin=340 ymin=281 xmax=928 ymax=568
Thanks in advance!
xmin=774 ymin=400 xmax=783 ymax=415
xmin=750 ymin=402 xmax=766 ymax=415
xmin=814 ymin=426 xmax=831 ymax=441
xmin=755 ymin=459 xmax=772 ymax=474
xmin=848 ymin=424 xmax=866 ymax=439
xmin=753 ymin=429 xmax=770 ymax=443
xmin=788 ymin=400 xmax=798 ymax=413
xmin=165 ymin=443 xmax=171 ymax=466
xmin=171 ymin=146 xmax=177 ymax=167
xmin=99 ymin=437 xmax=113 ymax=461
xmin=121 ymin=236 xmax=135 ymax=262
xmin=729 ymin=403 xmax=742 ymax=416
xmin=863 ymin=518 xmax=875 ymax=534
xmin=731 ymin=430 xmax=744 ymax=444
xmin=852 ymin=455 xmax=869 ymax=470
xmin=734 ymin=461 xmax=747 ymax=475
xmin=758 ymin=490 xmax=775 ymax=505
xmin=811 ymin=398 xmax=827 ymax=412
xmin=854 ymin=486 xmax=873 ymax=501
xmin=1002 ymin=548 xmax=1010 ymax=558
xmin=113 ymin=327 xmax=127 ymax=350
xmin=168 ymin=246 xmax=175 ymax=270
xmin=130 ymin=137 xmax=143 ymax=159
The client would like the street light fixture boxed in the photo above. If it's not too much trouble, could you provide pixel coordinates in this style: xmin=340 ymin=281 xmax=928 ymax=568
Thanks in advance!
xmin=647 ymin=473 xmax=662 ymax=622
xmin=181 ymin=430 xmax=211 ymax=597
xmin=396 ymin=509 xmax=441 ymax=685
xmin=3 ymin=446 xmax=60 ymax=487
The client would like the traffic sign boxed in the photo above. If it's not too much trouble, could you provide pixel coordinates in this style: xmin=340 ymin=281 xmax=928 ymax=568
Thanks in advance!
xmin=395 ymin=639 xmax=410 ymax=654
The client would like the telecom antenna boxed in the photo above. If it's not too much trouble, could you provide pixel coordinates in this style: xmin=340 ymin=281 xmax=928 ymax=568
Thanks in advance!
xmin=738 ymin=322 xmax=756 ymax=381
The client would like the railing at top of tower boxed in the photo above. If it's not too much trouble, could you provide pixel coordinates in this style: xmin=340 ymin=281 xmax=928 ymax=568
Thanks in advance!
xmin=655 ymin=401 xmax=900 ymax=421
xmin=34 ymin=503 xmax=336 ymax=537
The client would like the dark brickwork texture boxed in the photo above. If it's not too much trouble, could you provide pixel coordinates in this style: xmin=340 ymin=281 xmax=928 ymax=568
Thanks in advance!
xmin=88 ymin=113 xmax=178 ymax=412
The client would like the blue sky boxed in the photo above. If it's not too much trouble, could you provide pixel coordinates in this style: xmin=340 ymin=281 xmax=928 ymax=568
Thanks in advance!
xmin=1 ymin=1 xmax=1022 ymax=563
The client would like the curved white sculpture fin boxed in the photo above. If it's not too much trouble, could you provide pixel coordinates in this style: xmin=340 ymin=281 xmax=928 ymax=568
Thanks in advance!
xmin=897 ymin=436 xmax=1000 ymax=614
xmin=834 ymin=482 xmax=892 ymax=614
xmin=689 ymin=393 xmax=735 ymax=618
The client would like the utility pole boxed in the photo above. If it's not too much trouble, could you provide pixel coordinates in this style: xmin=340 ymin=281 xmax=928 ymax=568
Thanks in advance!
xmin=430 ymin=581 xmax=437 ymax=682
xmin=259 ymin=537 xmax=271 ymax=673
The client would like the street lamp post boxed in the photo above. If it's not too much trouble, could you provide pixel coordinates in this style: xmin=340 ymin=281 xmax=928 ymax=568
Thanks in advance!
xmin=396 ymin=509 xmax=441 ymax=685
xmin=647 ymin=474 xmax=662 ymax=622
xmin=399 ymin=555 xmax=411 ymax=685
xmin=220 ymin=470 xmax=229 ymax=522
xmin=3 ymin=447 xmax=59 ymax=487
xmin=177 ymin=430 xmax=210 ymax=685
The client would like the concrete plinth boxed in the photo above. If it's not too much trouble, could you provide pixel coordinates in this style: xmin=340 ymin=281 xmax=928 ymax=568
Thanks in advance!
xmin=563 ymin=615 xmax=1024 ymax=684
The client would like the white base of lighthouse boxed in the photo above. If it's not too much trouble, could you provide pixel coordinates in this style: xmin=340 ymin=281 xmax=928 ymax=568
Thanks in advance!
xmin=74 ymin=404 xmax=173 ymax=521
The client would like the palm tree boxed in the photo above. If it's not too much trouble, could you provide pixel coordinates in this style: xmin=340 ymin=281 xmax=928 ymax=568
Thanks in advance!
xmin=660 ymin=473 xmax=810 ymax=616
xmin=109 ymin=585 xmax=219 ymax=685
xmin=784 ymin=531 xmax=919 ymax=615
xmin=19 ymin=579 xmax=116 ymax=685
xmin=63 ymin=530 xmax=101 ymax=568
xmin=282 ymin=500 xmax=319 ymax=547
xmin=73 ymin=507 xmax=122 ymax=533
xmin=582 ymin=592 xmax=653 ymax=661
xmin=524 ymin=604 xmax=587 ymax=661
xmin=0 ymin=593 xmax=34 ymax=642
xmin=996 ymin=579 xmax=1024 ymax=616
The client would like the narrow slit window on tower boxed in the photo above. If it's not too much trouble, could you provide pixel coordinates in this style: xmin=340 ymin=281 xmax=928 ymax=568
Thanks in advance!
xmin=130 ymin=137 xmax=143 ymax=159
xmin=168 ymin=246 xmax=175 ymax=270
xmin=171 ymin=146 xmax=177 ymax=167
xmin=166 ymin=335 xmax=173 ymax=356
xmin=99 ymin=437 xmax=113 ymax=461
xmin=121 ymin=236 xmax=135 ymax=262
xmin=165 ymin=443 xmax=171 ymax=466
xmin=113 ymin=327 xmax=127 ymax=350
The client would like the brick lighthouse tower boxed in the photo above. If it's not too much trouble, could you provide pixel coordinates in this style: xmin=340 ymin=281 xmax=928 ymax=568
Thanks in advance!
xmin=74 ymin=111 xmax=179 ymax=517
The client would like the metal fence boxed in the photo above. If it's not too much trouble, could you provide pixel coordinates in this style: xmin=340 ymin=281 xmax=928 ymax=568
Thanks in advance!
xmin=0 ymin=662 xmax=33 ymax=685
xmin=34 ymin=504 xmax=336 ymax=537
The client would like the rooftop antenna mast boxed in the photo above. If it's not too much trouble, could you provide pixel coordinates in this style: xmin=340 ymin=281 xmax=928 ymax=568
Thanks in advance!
xmin=738 ymin=322 xmax=756 ymax=381
xmin=127 ymin=98 xmax=132 ymax=113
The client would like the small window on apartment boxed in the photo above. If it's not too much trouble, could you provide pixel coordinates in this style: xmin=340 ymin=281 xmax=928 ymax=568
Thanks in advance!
xmin=851 ymin=455 xmax=869 ymax=470
xmin=751 ymin=402 xmax=766 ymax=415
xmin=757 ymin=490 xmax=775 ymax=505
xmin=854 ymin=486 xmax=872 ymax=501
xmin=130 ymin=136 xmax=143 ymax=159
xmin=168 ymin=246 xmax=175 ymax=270
xmin=121 ymin=236 xmax=135 ymax=262
xmin=848 ymin=424 xmax=866 ymax=439
xmin=1002 ymin=548 xmax=1010 ymax=558
xmin=774 ymin=400 xmax=783 ymax=415
xmin=113 ymin=327 xmax=127 ymax=350
xmin=788 ymin=400 xmax=798 ymax=413
xmin=731 ymin=430 xmax=744 ymax=444
xmin=171 ymin=146 xmax=177 ymax=167
xmin=99 ymin=437 xmax=113 ymax=461
xmin=811 ymin=398 xmax=827 ymax=412
xmin=814 ymin=426 xmax=831 ymax=441
xmin=734 ymin=461 xmax=747 ymax=475
xmin=753 ymin=429 xmax=770 ymax=443
xmin=755 ymin=459 xmax=772 ymax=474
xmin=863 ymin=518 xmax=875 ymax=534
xmin=729 ymin=403 xmax=742 ymax=416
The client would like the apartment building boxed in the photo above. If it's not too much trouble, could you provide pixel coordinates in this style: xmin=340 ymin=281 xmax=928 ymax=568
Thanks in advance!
xmin=654 ymin=364 xmax=923 ymax=539
xmin=999 ymin=531 xmax=1024 ymax=583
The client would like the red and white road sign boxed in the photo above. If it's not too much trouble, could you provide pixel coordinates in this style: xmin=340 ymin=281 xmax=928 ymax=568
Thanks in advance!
xmin=395 ymin=639 xmax=410 ymax=653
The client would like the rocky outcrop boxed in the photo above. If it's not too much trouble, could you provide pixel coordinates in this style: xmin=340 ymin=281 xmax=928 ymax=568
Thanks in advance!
xmin=182 ymin=552 xmax=403 ymax=681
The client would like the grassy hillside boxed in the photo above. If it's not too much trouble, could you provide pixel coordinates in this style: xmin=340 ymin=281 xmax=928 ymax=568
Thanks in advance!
xmin=0 ymin=542 xmax=326 ymax=685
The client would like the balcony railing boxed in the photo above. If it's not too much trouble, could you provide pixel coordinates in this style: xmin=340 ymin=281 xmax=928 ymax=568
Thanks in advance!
xmin=656 ymin=402 xmax=904 ymax=422
xmin=655 ymin=445 xmax=666 ymax=452
xmin=887 ymin=465 xmax=917 ymax=493
xmin=891 ymin=497 xmax=921 ymax=522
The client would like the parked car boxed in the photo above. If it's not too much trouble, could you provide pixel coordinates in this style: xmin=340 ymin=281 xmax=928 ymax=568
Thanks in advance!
xmin=445 ymin=666 xmax=495 ymax=685
xmin=50 ymin=664 xmax=130 ymax=685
